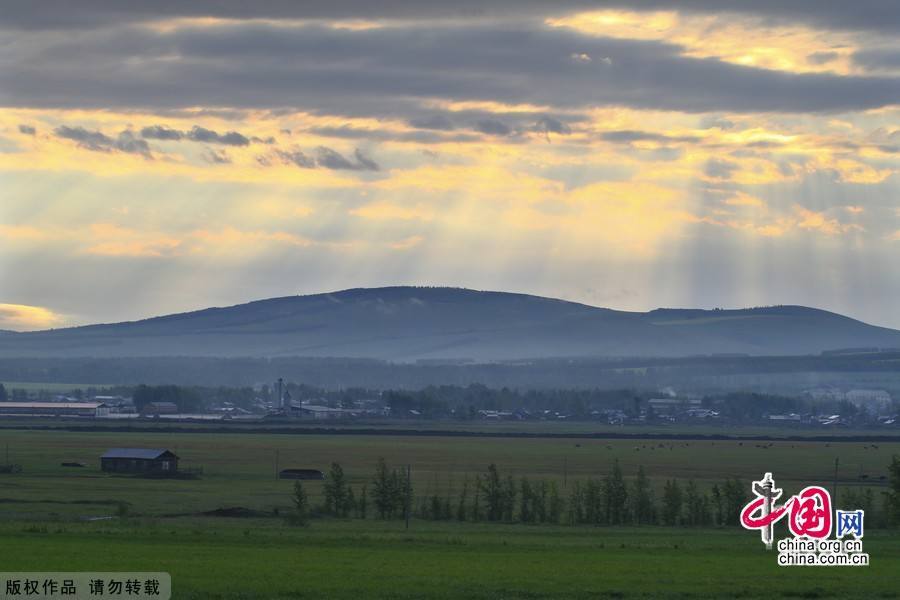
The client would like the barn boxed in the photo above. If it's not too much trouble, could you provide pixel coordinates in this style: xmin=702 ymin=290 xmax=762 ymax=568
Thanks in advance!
xmin=100 ymin=448 xmax=179 ymax=474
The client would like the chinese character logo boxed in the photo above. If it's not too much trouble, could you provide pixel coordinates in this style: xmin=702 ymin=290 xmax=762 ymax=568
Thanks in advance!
xmin=739 ymin=472 xmax=868 ymax=567
xmin=836 ymin=510 xmax=864 ymax=539
xmin=741 ymin=472 xmax=834 ymax=548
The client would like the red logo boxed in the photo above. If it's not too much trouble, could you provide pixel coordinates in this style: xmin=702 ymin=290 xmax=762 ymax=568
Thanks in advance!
xmin=741 ymin=473 xmax=832 ymax=545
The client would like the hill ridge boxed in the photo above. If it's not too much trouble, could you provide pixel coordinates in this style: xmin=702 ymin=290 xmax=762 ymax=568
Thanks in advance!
xmin=2 ymin=287 xmax=898 ymax=360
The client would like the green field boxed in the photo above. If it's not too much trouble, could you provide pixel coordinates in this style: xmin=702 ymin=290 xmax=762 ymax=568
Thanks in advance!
xmin=0 ymin=428 xmax=897 ymax=598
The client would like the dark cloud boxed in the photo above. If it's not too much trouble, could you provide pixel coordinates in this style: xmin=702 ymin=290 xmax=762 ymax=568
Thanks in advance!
xmin=5 ymin=22 xmax=899 ymax=116
xmin=54 ymin=125 xmax=113 ymax=151
xmin=853 ymin=48 xmax=900 ymax=71
xmin=3 ymin=1 xmax=899 ymax=35
xmin=533 ymin=116 xmax=571 ymax=135
xmin=275 ymin=148 xmax=316 ymax=168
xmin=140 ymin=125 xmax=183 ymax=140
xmin=315 ymin=146 xmax=379 ymax=171
xmin=352 ymin=148 xmax=379 ymax=171
xmin=203 ymin=148 xmax=231 ymax=164
xmin=601 ymin=130 xmax=700 ymax=143
xmin=53 ymin=125 xmax=150 ymax=157
xmin=114 ymin=130 xmax=151 ymax=156
xmin=807 ymin=51 xmax=839 ymax=66
xmin=408 ymin=115 xmax=456 ymax=131
xmin=474 ymin=119 xmax=512 ymax=136
xmin=140 ymin=124 xmax=254 ymax=146
xmin=704 ymin=158 xmax=739 ymax=179
xmin=270 ymin=146 xmax=379 ymax=170
xmin=187 ymin=126 xmax=250 ymax=146
xmin=18 ymin=124 xmax=36 ymax=135
xmin=307 ymin=125 xmax=478 ymax=144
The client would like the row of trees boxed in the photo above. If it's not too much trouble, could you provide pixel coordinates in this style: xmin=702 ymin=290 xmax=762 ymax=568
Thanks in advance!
xmin=412 ymin=462 xmax=752 ymax=527
xmin=288 ymin=455 xmax=900 ymax=530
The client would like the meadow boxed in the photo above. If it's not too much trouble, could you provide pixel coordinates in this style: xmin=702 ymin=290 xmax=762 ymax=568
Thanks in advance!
xmin=0 ymin=428 xmax=897 ymax=598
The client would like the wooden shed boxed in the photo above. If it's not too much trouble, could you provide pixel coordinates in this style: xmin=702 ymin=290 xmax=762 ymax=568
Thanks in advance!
xmin=101 ymin=448 xmax=179 ymax=474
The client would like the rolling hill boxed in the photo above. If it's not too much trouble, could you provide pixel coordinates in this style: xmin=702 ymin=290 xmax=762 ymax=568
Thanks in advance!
xmin=1 ymin=287 xmax=898 ymax=360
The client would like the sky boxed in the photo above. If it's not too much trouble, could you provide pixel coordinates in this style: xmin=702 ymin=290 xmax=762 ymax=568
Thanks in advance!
xmin=1 ymin=1 xmax=899 ymax=331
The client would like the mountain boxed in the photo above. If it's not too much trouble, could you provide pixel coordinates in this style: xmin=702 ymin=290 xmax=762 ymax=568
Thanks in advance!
xmin=1 ymin=287 xmax=899 ymax=360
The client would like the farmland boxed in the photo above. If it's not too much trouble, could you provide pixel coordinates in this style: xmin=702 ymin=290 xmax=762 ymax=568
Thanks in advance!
xmin=0 ymin=428 xmax=897 ymax=598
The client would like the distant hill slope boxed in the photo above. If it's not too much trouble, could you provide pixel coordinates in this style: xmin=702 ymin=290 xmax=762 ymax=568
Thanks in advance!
xmin=1 ymin=287 xmax=899 ymax=360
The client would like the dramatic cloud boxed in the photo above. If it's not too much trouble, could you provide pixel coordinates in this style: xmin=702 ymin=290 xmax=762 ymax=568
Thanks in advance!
xmin=601 ymin=130 xmax=700 ymax=144
xmin=474 ymin=119 xmax=513 ymax=136
xmin=274 ymin=148 xmax=316 ymax=169
xmin=3 ymin=1 xmax=899 ymax=35
xmin=270 ymin=146 xmax=379 ymax=171
xmin=139 ymin=124 xmax=250 ymax=145
xmin=140 ymin=125 xmax=183 ymax=141
xmin=853 ymin=48 xmax=900 ymax=71
xmin=5 ymin=23 xmax=900 ymax=115
xmin=2 ymin=2 xmax=899 ymax=331
xmin=187 ymin=126 xmax=250 ymax=146
xmin=54 ymin=125 xmax=151 ymax=156
xmin=315 ymin=146 xmax=379 ymax=171
xmin=409 ymin=115 xmax=456 ymax=131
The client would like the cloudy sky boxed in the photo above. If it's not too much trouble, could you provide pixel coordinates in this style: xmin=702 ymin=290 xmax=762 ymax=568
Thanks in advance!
xmin=1 ymin=1 xmax=899 ymax=331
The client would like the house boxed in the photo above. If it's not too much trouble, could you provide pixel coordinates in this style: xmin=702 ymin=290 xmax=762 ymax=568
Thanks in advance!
xmin=299 ymin=404 xmax=349 ymax=420
xmin=0 ymin=402 xmax=108 ymax=418
xmin=142 ymin=401 xmax=179 ymax=416
xmin=100 ymin=448 xmax=179 ymax=474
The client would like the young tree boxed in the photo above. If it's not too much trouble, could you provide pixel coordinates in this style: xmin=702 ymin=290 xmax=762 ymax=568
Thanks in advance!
xmin=547 ymin=481 xmax=564 ymax=525
xmin=291 ymin=481 xmax=310 ymax=526
xmin=534 ymin=480 xmax=548 ymax=523
xmin=684 ymin=480 xmax=709 ymax=526
xmin=711 ymin=484 xmax=724 ymax=526
xmin=358 ymin=484 xmax=368 ymax=520
xmin=0 ymin=383 xmax=7 ymax=402
xmin=662 ymin=479 xmax=683 ymax=526
xmin=456 ymin=478 xmax=468 ymax=522
xmin=629 ymin=465 xmax=655 ymax=525
xmin=502 ymin=475 xmax=517 ymax=522
xmin=324 ymin=462 xmax=350 ymax=517
xmin=887 ymin=455 xmax=900 ymax=527
xmin=373 ymin=458 xmax=393 ymax=519
xmin=519 ymin=478 xmax=534 ymax=523
xmin=567 ymin=481 xmax=584 ymax=525
xmin=604 ymin=459 xmax=628 ymax=525
xmin=471 ymin=474 xmax=483 ymax=522
xmin=721 ymin=478 xmax=748 ymax=527
xmin=481 ymin=464 xmax=504 ymax=521
xmin=584 ymin=479 xmax=603 ymax=524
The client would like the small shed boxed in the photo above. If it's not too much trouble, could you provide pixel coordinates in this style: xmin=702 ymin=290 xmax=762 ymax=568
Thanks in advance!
xmin=101 ymin=448 xmax=179 ymax=474
xmin=279 ymin=469 xmax=325 ymax=480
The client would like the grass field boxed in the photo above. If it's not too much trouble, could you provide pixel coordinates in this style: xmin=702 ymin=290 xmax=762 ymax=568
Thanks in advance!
xmin=1 ymin=519 xmax=897 ymax=599
xmin=0 ymin=428 xmax=897 ymax=598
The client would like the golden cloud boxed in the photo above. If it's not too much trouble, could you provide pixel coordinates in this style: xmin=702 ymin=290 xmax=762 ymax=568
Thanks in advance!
xmin=0 ymin=303 xmax=64 ymax=331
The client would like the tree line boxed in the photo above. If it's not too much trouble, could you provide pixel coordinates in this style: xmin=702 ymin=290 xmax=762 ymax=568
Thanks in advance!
xmin=290 ymin=456 xmax=900 ymax=529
